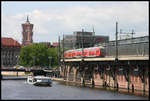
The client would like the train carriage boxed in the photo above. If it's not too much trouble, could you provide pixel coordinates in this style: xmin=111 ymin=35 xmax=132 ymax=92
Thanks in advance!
xmin=64 ymin=46 xmax=106 ymax=58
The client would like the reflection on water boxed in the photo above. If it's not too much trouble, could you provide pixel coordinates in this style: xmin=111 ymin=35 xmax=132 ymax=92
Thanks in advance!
xmin=60 ymin=81 xmax=149 ymax=98
xmin=117 ymin=88 xmax=149 ymax=97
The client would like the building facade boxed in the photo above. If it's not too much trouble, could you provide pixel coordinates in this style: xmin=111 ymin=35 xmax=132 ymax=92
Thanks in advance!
xmin=52 ymin=42 xmax=59 ymax=48
xmin=62 ymin=30 xmax=109 ymax=50
xmin=22 ymin=16 xmax=33 ymax=46
xmin=1 ymin=37 xmax=21 ymax=67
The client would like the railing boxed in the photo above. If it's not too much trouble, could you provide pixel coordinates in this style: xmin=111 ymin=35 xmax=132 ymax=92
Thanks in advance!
xmin=61 ymin=55 xmax=149 ymax=62
xmin=1 ymin=67 xmax=55 ymax=72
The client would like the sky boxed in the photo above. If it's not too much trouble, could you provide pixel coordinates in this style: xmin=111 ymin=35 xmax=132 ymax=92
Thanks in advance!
xmin=2 ymin=1 xmax=149 ymax=44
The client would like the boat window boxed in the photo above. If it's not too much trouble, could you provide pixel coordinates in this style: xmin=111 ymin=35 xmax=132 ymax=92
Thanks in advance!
xmin=33 ymin=78 xmax=37 ymax=82
xmin=29 ymin=80 xmax=32 ymax=82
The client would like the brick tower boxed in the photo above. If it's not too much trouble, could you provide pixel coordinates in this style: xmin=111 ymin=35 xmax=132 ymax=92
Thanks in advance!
xmin=22 ymin=16 xmax=33 ymax=46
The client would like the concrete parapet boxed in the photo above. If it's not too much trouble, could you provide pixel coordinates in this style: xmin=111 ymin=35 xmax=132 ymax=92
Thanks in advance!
xmin=1 ymin=71 xmax=25 ymax=76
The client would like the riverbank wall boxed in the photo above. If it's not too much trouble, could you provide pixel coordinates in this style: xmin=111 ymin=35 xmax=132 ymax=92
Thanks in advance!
xmin=1 ymin=71 xmax=26 ymax=76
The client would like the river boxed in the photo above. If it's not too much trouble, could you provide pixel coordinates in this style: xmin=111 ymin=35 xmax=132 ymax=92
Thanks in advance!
xmin=1 ymin=79 xmax=148 ymax=100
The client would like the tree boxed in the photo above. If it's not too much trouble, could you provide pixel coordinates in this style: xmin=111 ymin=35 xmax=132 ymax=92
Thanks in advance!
xmin=19 ymin=43 xmax=58 ymax=69
xmin=47 ymin=48 xmax=58 ymax=67
xmin=19 ymin=43 xmax=49 ymax=67
xmin=19 ymin=45 xmax=33 ymax=66
xmin=29 ymin=43 xmax=49 ymax=67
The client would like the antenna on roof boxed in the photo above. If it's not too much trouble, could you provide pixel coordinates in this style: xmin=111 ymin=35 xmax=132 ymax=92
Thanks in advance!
xmin=82 ymin=28 xmax=84 ymax=32
xmin=131 ymin=29 xmax=135 ymax=39
xmin=92 ymin=25 xmax=95 ymax=36
xmin=119 ymin=29 xmax=135 ymax=39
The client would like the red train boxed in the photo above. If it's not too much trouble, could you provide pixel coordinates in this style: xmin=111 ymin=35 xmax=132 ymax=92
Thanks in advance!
xmin=64 ymin=46 xmax=106 ymax=58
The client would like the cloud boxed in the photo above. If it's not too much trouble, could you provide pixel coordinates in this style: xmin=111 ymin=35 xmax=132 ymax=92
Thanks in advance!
xmin=2 ymin=15 xmax=22 ymax=43
xmin=2 ymin=2 xmax=148 ymax=43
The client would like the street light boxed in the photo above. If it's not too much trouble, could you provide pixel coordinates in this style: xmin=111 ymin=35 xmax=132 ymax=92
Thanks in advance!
xmin=1 ymin=55 xmax=4 ymax=68
xmin=82 ymin=29 xmax=84 ymax=59
xmin=48 ymin=56 xmax=52 ymax=69
xmin=115 ymin=22 xmax=118 ymax=62
xmin=3 ymin=55 xmax=5 ymax=68
xmin=15 ymin=55 xmax=19 ymax=76
xmin=16 ymin=55 xmax=19 ymax=67
xmin=33 ymin=56 xmax=36 ymax=66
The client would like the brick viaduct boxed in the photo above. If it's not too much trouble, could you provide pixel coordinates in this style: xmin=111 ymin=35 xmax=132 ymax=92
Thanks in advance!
xmin=60 ymin=56 xmax=149 ymax=93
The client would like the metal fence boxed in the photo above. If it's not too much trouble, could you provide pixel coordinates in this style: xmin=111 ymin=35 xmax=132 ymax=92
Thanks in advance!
xmin=104 ymin=36 xmax=149 ymax=57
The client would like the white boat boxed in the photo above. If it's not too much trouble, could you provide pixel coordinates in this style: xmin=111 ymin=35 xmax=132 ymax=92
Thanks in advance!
xmin=27 ymin=75 xmax=52 ymax=86
xmin=27 ymin=76 xmax=35 ymax=84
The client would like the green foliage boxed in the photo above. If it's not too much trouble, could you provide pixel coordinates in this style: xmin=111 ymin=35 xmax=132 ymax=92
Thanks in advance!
xmin=47 ymin=48 xmax=58 ymax=67
xmin=19 ymin=43 xmax=58 ymax=68
xmin=25 ymin=72 xmax=31 ymax=75
xmin=19 ymin=45 xmax=33 ymax=66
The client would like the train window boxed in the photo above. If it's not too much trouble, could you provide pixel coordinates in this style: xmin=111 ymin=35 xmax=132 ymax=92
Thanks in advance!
xmin=75 ymin=49 xmax=81 ymax=57
xmin=83 ymin=49 xmax=88 ymax=56
xmin=89 ymin=50 xmax=95 ymax=56
xmin=64 ymin=53 xmax=66 ymax=57
xmin=96 ymin=49 xmax=100 ymax=56
xmin=68 ymin=52 xmax=72 ymax=57
xmin=64 ymin=52 xmax=68 ymax=57
xmin=72 ymin=50 xmax=76 ymax=57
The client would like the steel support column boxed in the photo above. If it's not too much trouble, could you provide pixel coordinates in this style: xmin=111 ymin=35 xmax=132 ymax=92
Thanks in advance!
xmin=73 ymin=67 xmax=77 ymax=82
xmin=81 ymin=70 xmax=85 ymax=86
xmin=91 ymin=64 xmax=95 ymax=87
xmin=64 ymin=63 xmax=67 ymax=80
xmin=123 ymin=65 xmax=130 ymax=91
xmin=138 ymin=65 xmax=146 ymax=93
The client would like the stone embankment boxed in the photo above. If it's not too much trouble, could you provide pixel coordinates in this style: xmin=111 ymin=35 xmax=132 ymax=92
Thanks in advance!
xmin=51 ymin=77 xmax=64 ymax=81
xmin=1 ymin=71 xmax=25 ymax=76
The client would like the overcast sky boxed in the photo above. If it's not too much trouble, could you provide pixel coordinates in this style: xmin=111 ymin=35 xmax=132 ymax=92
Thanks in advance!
xmin=2 ymin=1 xmax=149 ymax=44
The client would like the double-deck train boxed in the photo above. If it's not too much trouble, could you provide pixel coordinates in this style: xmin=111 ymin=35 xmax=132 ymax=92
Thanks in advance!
xmin=64 ymin=46 xmax=106 ymax=58
xmin=63 ymin=36 xmax=149 ymax=58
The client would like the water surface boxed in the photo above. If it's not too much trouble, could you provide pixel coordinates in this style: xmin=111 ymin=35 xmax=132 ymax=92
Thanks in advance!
xmin=1 ymin=80 xmax=148 ymax=100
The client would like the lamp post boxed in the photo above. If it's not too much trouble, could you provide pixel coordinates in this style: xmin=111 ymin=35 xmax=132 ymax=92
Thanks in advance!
xmin=82 ymin=29 xmax=84 ymax=60
xmin=1 ymin=55 xmax=4 ymax=68
xmin=33 ymin=56 xmax=36 ymax=68
xmin=15 ymin=55 xmax=19 ymax=76
xmin=48 ymin=56 xmax=52 ymax=69
xmin=15 ymin=55 xmax=19 ymax=66
xmin=115 ymin=22 xmax=118 ymax=62
xmin=114 ymin=22 xmax=118 ymax=89
xmin=3 ymin=55 xmax=5 ymax=68
xmin=63 ymin=34 xmax=64 ymax=62
xmin=58 ymin=36 xmax=61 ymax=77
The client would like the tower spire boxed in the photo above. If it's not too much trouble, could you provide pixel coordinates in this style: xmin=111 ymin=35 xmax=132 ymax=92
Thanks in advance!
xmin=26 ymin=16 xmax=29 ymax=22
xmin=22 ymin=15 xmax=33 ymax=46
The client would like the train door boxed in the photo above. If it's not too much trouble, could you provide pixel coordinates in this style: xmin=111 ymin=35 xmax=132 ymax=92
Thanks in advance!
xmin=83 ymin=49 xmax=88 ymax=57
xmin=76 ymin=49 xmax=82 ymax=58
xmin=96 ymin=48 xmax=100 ymax=57
xmin=100 ymin=48 xmax=105 ymax=57
xmin=72 ymin=50 xmax=76 ymax=58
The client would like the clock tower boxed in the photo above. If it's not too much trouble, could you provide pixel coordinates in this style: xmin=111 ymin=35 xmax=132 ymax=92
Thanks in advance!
xmin=22 ymin=16 xmax=33 ymax=46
